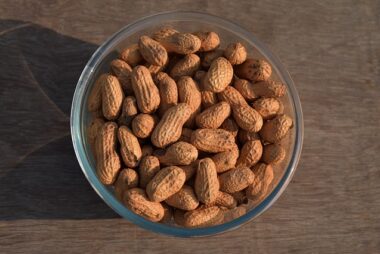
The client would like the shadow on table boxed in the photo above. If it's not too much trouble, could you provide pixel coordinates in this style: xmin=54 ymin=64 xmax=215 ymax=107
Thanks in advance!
xmin=0 ymin=20 xmax=118 ymax=220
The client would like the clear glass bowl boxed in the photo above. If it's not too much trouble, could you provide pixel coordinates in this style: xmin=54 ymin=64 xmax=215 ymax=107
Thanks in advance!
xmin=71 ymin=11 xmax=303 ymax=237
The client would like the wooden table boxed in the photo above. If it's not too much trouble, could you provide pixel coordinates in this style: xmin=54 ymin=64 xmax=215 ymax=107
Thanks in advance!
xmin=1 ymin=1 xmax=379 ymax=253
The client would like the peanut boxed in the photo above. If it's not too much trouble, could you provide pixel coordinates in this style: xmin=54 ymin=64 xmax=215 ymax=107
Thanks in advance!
xmin=191 ymin=129 xmax=236 ymax=153
xmin=203 ymin=57 xmax=233 ymax=93
xmin=211 ymin=145 xmax=239 ymax=173
xmin=123 ymin=188 xmax=164 ymax=222
xmin=146 ymin=166 xmax=186 ymax=202
xmin=118 ymin=96 xmax=138 ymax=126
xmin=218 ymin=86 xmax=247 ymax=107
xmin=120 ymin=44 xmax=143 ymax=67
xmin=237 ymin=140 xmax=263 ymax=168
xmin=252 ymin=97 xmax=281 ymax=119
xmin=201 ymin=49 xmax=224 ymax=68
xmin=262 ymin=144 xmax=286 ymax=165
xmin=234 ymin=78 xmax=257 ymax=101
xmin=96 ymin=122 xmax=121 ymax=185
xmin=232 ymin=104 xmax=263 ymax=132
xmin=155 ymin=141 xmax=198 ymax=166
xmin=193 ymin=31 xmax=220 ymax=52
xmin=220 ymin=118 xmax=239 ymax=137
xmin=138 ymin=35 xmax=168 ymax=66
xmin=114 ymin=168 xmax=139 ymax=201
xmin=252 ymin=80 xmax=286 ymax=98
xmin=102 ymin=75 xmax=124 ymax=120
xmin=235 ymin=59 xmax=272 ymax=82
xmin=88 ymin=74 xmax=106 ymax=112
xmin=195 ymin=158 xmax=219 ymax=204
xmin=170 ymin=54 xmax=200 ymax=79
xmin=131 ymin=113 xmax=156 ymax=138
xmin=146 ymin=62 xmax=167 ymax=75
xmin=231 ymin=191 xmax=248 ymax=205
xmin=154 ymin=31 xmax=201 ymax=54
xmin=138 ymin=155 xmax=160 ymax=188
xmin=219 ymin=166 xmax=255 ymax=193
xmin=259 ymin=114 xmax=293 ymax=143
xmin=161 ymin=203 xmax=173 ymax=223
xmin=238 ymin=130 xmax=260 ymax=144
xmin=165 ymin=185 xmax=199 ymax=211
xmin=180 ymin=161 xmax=198 ymax=181
xmin=183 ymin=206 xmax=223 ymax=228
xmin=177 ymin=76 xmax=201 ymax=127
xmin=224 ymin=42 xmax=247 ymax=65
xmin=131 ymin=65 xmax=160 ymax=114
xmin=155 ymin=72 xmax=178 ymax=117
xmin=110 ymin=59 xmax=133 ymax=94
xmin=195 ymin=101 xmax=231 ymax=129
xmin=87 ymin=118 xmax=104 ymax=156
xmin=118 ymin=126 xmax=142 ymax=168
xmin=246 ymin=163 xmax=274 ymax=202
xmin=223 ymin=205 xmax=247 ymax=223
xmin=152 ymin=28 xmax=179 ymax=41
xmin=213 ymin=191 xmax=237 ymax=209
xmin=151 ymin=103 xmax=192 ymax=148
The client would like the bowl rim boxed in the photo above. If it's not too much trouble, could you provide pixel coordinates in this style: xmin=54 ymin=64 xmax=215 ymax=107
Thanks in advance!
xmin=71 ymin=10 xmax=304 ymax=237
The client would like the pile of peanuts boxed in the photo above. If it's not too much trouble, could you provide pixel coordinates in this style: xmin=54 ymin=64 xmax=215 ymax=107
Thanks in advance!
xmin=87 ymin=28 xmax=292 ymax=228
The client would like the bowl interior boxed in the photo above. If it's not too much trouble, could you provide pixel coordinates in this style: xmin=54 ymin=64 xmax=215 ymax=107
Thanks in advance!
xmin=71 ymin=11 xmax=303 ymax=237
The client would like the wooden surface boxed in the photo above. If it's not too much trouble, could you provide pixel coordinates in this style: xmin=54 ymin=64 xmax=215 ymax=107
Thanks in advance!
xmin=0 ymin=0 xmax=379 ymax=253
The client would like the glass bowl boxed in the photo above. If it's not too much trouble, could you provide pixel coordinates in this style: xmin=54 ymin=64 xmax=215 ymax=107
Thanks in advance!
xmin=71 ymin=11 xmax=303 ymax=237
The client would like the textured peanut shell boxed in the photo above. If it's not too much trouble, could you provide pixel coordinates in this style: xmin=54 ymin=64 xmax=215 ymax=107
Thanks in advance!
xmin=195 ymin=158 xmax=219 ymax=204
xmin=155 ymin=141 xmax=198 ymax=166
xmin=231 ymin=191 xmax=248 ymax=205
xmin=118 ymin=96 xmax=138 ymax=126
xmin=262 ymin=144 xmax=286 ymax=165
xmin=110 ymin=59 xmax=133 ymax=94
xmin=191 ymin=129 xmax=236 ymax=153
xmin=220 ymin=118 xmax=239 ymax=137
xmin=118 ymin=126 xmax=142 ymax=168
xmin=252 ymin=80 xmax=286 ymax=98
xmin=87 ymin=118 xmax=104 ymax=155
xmin=178 ymin=128 xmax=193 ymax=143
xmin=165 ymin=185 xmax=199 ymax=211
xmin=223 ymin=205 xmax=247 ymax=223
xmin=146 ymin=63 xmax=167 ymax=75
xmin=120 ymin=44 xmax=143 ymax=67
xmin=219 ymin=166 xmax=255 ymax=193
xmin=195 ymin=101 xmax=231 ymax=129
xmin=177 ymin=76 xmax=201 ymax=127
xmin=131 ymin=113 xmax=156 ymax=138
xmin=232 ymin=104 xmax=263 ymax=132
xmin=155 ymin=72 xmax=178 ymax=117
xmin=138 ymin=155 xmax=160 ymax=188
xmin=259 ymin=114 xmax=293 ymax=143
xmin=154 ymin=32 xmax=201 ymax=54
xmin=102 ymin=75 xmax=124 ymax=120
xmin=138 ymin=35 xmax=168 ymax=66
xmin=170 ymin=54 xmax=200 ymax=79
xmin=201 ymin=49 xmax=224 ymax=68
xmin=183 ymin=206 xmax=223 ymax=228
xmin=234 ymin=78 xmax=257 ymax=101
xmin=146 ymin=166 xmax=186 ymax=202
xmin=193 ymin=31 xmax=220 ymax=52
xmin=238 ymin=130 xmax=260 ymax=144
xmin=246 ymin=163 xmax=274 ymax=202
xmin=152 ymin=28 xmax=179 ymax=41
xmin=237 ymin=140 xmax=263 ymax=168
xmin=235 ymin=59 xmax=272 ymax=82
xmin=151 ymin=103 xmax=192 ymax=148
xmin=252 ymin=97 xmax=281 ymax=119
xmin=114 ymin=168 xmax=139 ymax=201
xmin=96 ymin=122 xmax=121 ymax=185
xmin=224 ymin=42 xmax=247 ymax=65
xmin=211 ymin=145 xmax=239 ymax=173
xmin=203 ymin=57 xmax=233 ymax=93
xmin=123 ymin=188 xmax=164 ymax=222
xmin=88 ymin=74 xmax=107 ymax=112
xmin=161 ymin=203 xmax=173 ymax=223
xmin=131 ymin=65 xmax=160 ymax=114
xmin=213 ymin=191 xmax=237 ymax=209
xmin=201 ymin=91 xmax=218 ymax=109
xmin=218 ymin=86 xmax=247 ymax=107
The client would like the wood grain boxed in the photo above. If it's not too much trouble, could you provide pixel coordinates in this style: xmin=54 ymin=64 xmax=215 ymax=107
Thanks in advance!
xmin=0 ymin=0 xmax=379 ymax=253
